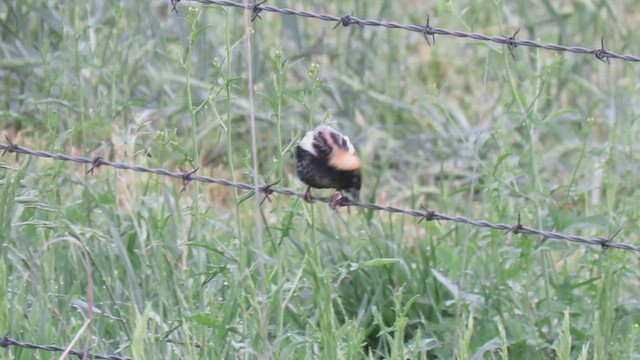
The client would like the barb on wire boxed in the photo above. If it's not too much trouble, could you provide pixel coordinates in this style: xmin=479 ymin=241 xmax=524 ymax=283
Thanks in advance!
xmin=2 ymin=135 xmax=17 ymax=159
xmin=170 ymin=0 xmax=180 ymax=13
xmin=0 ymin=334 xmax=132 ymax=360
xmin=1 ymin=141 xmax=638 ymax=252
xmin=423 ymin=15 xmax=435 ymax=47
xmin=597 ymin=227 xmax=623 ymax=252
xmin=178 ymin=0 xmax=640 ymax=63
xmin=260 ymin=179 xmax=281 ymax=205
xmin=87 ymin=156 xmax=105 ymax=175
xmin=504 ymin=213 xmax=523 ymax=235
xmin=251 ymin=0 xmax=266 ymax=22
xmin=333 ymin=12 xmax=358 ymax=30
xmin=593 ymin=37 xmax=610 ymax=64
xmin=505 ymin=28 xmax=520 ymax=59
xmin=418 ymin=205 xmax=437 ymax=223
xmin=178 ymin=167 xmax=199 ymax=193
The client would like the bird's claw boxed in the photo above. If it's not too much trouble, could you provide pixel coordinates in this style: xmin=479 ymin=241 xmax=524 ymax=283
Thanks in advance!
xmin=329 ymin=192 xmax=344 ymax=210
xmin=304 ymin=187 xmax=315 ymax=203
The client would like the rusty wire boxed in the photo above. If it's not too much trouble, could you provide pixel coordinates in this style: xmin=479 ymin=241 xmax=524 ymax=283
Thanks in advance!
xmin=170 ymin=0 xmax=640 ymax=63
xmin=0 ymin=141 xmax=636 ymax=252
xmin=0 ymin=334 xmax=132 ymax=360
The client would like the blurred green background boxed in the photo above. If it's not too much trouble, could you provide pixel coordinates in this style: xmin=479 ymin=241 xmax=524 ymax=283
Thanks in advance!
xmin=2 ymin=0 xmax=640 ymax=358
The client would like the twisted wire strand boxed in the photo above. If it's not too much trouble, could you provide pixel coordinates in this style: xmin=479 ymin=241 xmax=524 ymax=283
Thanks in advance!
xmin=0 ymin=334 xmax=132 ymax=360
xmin=4 ymin=3 xmax=635 ymax=359
xmin=1 ymin=142 xmax=636 ymax=252
xmin=176 ymin=0 xmax=640 ymax=63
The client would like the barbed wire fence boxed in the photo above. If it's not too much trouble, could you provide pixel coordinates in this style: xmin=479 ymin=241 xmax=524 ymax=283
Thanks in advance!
xmin=172 ymin=0 xmax=640 ymax=64
xmin=0 ymin=141 xmax=634 ymax=252
xmin=3 ymin=1 xmax=639 ymax=359
xmin=0 ymin=334 xmax=132 ymax=360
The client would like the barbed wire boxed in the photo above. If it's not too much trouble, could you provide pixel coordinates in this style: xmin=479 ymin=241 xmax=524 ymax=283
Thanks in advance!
xmin=170 ymin=0 xmax=639 ymax=64
xmin=3 ymin=4 xmax=634 ymax=360
xmin=0 ymin=141 xmax=636 ymax=252
xmin=0 ymin=334 xmax=132 ymax=360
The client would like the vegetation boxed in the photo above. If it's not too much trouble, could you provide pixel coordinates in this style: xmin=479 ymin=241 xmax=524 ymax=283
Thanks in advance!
xmin=1 ymin=0 xmax=639 ymax=358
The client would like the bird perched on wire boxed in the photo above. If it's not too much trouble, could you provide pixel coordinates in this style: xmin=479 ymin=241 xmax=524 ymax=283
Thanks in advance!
xmin=295 ymin=125 xmax=362 ymax=208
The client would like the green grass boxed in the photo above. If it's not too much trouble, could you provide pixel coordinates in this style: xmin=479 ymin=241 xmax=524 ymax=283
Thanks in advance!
xmin=2 ymin=0 xmax=640 ymax=359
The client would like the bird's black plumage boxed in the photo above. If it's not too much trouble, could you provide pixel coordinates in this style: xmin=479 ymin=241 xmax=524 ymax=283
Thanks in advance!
xmin=295 ymin=146 xmax=361 ymax=192
xmin=295 ymin=125 xmax=361 ymax=204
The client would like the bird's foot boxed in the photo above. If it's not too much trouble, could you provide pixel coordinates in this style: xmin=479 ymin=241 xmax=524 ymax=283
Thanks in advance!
xmin=329 ymin=191 xmax=344 ymax=210
xmin=304 ymin=187 xmax=314 ymax=203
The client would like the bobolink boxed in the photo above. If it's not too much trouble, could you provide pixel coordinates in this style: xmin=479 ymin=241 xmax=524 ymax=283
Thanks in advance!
xmin=295 ymin=125 xmax=362 ymax=208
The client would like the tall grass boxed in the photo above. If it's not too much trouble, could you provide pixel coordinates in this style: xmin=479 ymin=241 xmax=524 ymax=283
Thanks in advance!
xmin=1 ymin=0 xmax=640 ymax=359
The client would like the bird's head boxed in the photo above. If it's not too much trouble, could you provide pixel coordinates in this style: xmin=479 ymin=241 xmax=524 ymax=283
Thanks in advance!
xmin=319 ymin=126 xmax=362 ymax=202
xmin=297 ymin=125 xmax=363 ymax=203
